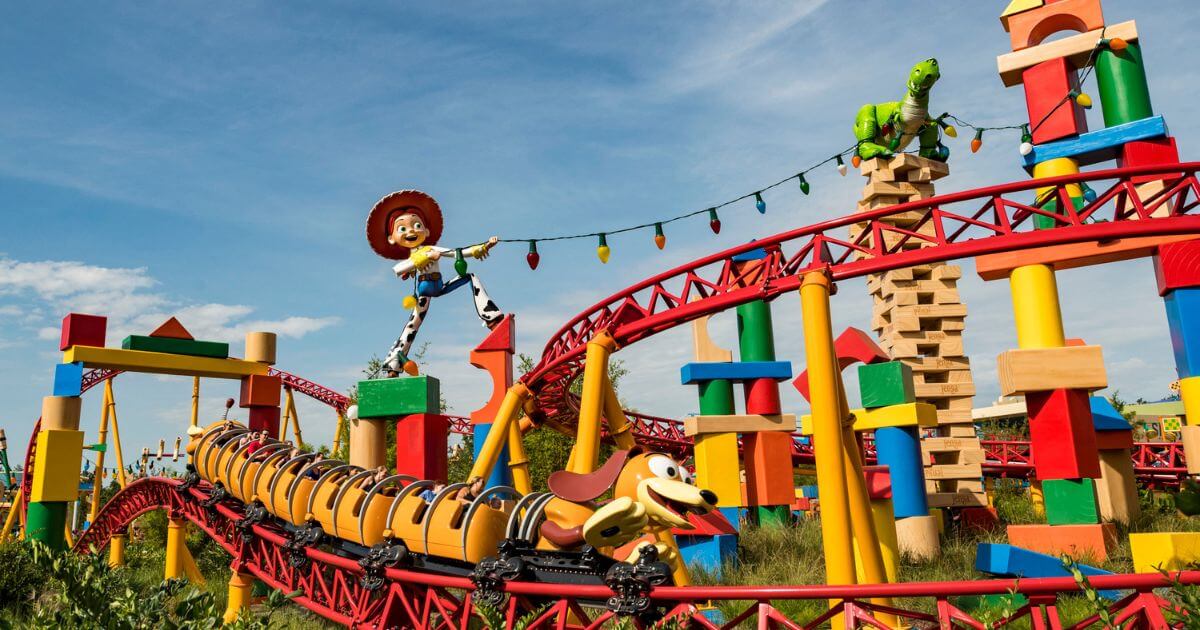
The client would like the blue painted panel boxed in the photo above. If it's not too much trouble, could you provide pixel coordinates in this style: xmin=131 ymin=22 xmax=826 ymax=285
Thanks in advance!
xmin=875 ymin=426 xmax=928 ymax=519
xmin=717 ymin=506 xmax=742 ymax=531
xmin=1089 ymin=397 xmax=1132 ymax=432
xmin=799 ymin=485 xmax=819 ymax=499
xmin=1022 ymin=115 xmax=1167 ymax=168
xmin=472 ymin=423 xmax=512 ymax=489
xmin=731 ymin=245 xmax=767 ymax=262
xmin=681 ymin=361 xmax=792 ymax=384
xmin=678 ymin=533 xmax=739 ymax=577
xmin=976 ymin=543 xmax=1118 ymax=599
xmin=1164 ymin=288 xmax=1200 ymax=379
xmin=53 ymin=362 xmax=84 ymax=397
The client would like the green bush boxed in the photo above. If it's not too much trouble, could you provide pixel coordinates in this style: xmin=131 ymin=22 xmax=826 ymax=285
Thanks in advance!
xmin=0 ymin=541 xmax=47 ymax=616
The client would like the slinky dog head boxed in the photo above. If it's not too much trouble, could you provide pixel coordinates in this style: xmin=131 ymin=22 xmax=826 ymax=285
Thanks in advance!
xmin=548 ymin=449 xmax=718 ymax=529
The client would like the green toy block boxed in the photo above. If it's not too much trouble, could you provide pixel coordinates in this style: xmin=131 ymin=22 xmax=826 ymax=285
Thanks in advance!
xmin=121 ymin=335 xmax=230 ymax=359
xmin=857 ymin=361 xmax=915 ymax=409
xmin=1043 ymin=478 xmax=1100 ymax=525
xmin=754 ymin=505 xmax=791 ymax=528
xmin=357 ymin=376 xmax=440 ymax=418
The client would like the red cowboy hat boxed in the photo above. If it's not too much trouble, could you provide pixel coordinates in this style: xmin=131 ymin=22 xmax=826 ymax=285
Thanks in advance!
xmin=365 ymin=190 xmax=444 ymax=260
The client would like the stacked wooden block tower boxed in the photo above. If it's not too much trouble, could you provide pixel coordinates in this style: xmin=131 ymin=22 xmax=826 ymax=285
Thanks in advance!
xmin=798 ymin=335 xmax=941 ymax=559
xmin=354 ymin=374 xmax=444 ymax=477
xmin=853 ymin=154 xmax=987 ymax=509
xmin=989 ymin=0 xmax=1178 ymax=561
xmin=683 ymin=248 xmax=795 ymax=529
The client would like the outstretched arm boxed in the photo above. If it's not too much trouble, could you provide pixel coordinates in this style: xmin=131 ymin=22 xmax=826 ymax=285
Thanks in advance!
xmin=918 ymin=120 xmax=944 ymax=161
xmin=467 ymin=236 xmax=500 ymax=260
xmin=855 ymin=104 xmax=893 ymax=160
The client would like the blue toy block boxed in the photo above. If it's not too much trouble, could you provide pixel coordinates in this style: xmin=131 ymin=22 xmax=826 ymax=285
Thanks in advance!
xmin=678 ymin=533 xmax=738 ymax=578
xmin=875 ymin=426 xmax=928 ymax=519
xmin=800 ymin=485 xmax=819 ymax=499
xmin=472 ymin=423 xmax=511 ymax=489
xmin=52 ymin=362 xmax=84 ymax=397
xmin=1089 ymin=397 xmax=1132 ymax=432
xmin=718 ymin=506 xmax=742 ymax=530
xmin=976 ymin=543 xmax=1118 ymax=599
xmin=1022 ymin=115 xmax=1167 ymax=169
xmin=681 ymin=361 xmax=792 ymax=384
xmin=731 ymin=245 xmax=767 ymax=262
xmin=1164 ymin=287 xmax=1200 ymax=379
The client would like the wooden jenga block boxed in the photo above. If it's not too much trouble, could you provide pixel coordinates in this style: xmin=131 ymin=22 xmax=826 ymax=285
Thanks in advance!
xmin=924 ymin=464 xmax=983 ymax=480
xmin=996 ymin=346 xmax=1107 ymax=396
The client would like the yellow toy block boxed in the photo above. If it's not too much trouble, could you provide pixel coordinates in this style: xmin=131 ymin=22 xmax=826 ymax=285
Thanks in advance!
xmin=684 ymin=413 xmax=797 ymax=436
xmin=1181 ymin=377 xmax=1200 ymax=424
xmin=41 ymin=395 xmax=82 ymax=431
xmin=1130 ymin=532 xmax=1200 ymax=573
xmin=693 ymin=432 xmax=741 ymax=508
xmin=800 ymin=402 xmax=938 ymax=435
xmin=996 ymin=346 xmax=1106 ymax=396
xmin=1000 ymin=0 xmax=1043 ymax=24
xmin=64 ymin=345 xmax=270 ymax=380
xmin=30 ymin=429 xmax=85 ymax=502
xmin=997 ymin=20 xmax=1138 ymax=86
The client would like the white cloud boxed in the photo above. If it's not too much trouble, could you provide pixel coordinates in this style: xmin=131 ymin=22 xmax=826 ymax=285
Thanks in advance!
xmin=0 ymin=256 xmax=339 ymax=346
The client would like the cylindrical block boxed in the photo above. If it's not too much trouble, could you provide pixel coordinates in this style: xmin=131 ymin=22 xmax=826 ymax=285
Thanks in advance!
xmin=743 ymin=377 xmax=782 ymax=415
xmin=1009 ymin=264 xmax=1066 ymax=349
xmin=698 ymin=379 xmax=735 ymax=415
xmin=874 ymin=426 xmax=929 ymax=519
xmin=41 ymin=396 xmax=81 ymax=431
xmin=244 ymin=332 xmax=277 ymax=364
xmin=894 ymin=514 xmax=940 ymax=560
xmin=108 ymin=533 xmax=127 ymax=567
xmin=1182 ymin=425 xmax=1200 ymax=475
xmin=736 ymin=300 xmax=776 ymax=362
xmin=1181 ymin=377 xmax=1200 ymax=425
xmin=1096 ymin=42 xmax=1153 ymax=127
xmin=25 ymin=501 xmax=68 ymax=550
xmin=349 ymin=418 xmax=388 ymax=469
xmin=223 ymin=571 xmax=255 ymax=624
xmin=164 ymin=517 xmax=188 ymax=579
xmin=1032 ymin=157 xmax=1083 ymax=229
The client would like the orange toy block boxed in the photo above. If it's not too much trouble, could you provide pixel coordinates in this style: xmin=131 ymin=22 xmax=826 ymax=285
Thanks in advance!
xmin=744 ymin=431 xmax=795 ymax=506
xmin=469 ymin=315 xmax=514 ymax=424
xmin=1004 ymin=0 xmax=1104 ymax=51
xmin=150 ymin=317 xmax=194 ymax=340
xmin=976 ymin=234 xmax=1197 ymax=281
xmin=239 ymin=374 xmax=282 ymax=408
xmin=1006 ymin=523 xmax=1118 ymax=562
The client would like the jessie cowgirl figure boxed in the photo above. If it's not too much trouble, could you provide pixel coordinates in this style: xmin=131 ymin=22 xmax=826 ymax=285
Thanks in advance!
xmin=366 ymin=190 xmax=504 ymax=376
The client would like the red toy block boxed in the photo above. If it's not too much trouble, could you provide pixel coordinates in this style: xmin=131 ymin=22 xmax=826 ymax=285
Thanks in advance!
xmin=672 ymin=510 xmax=737 ymax=536
xmin=248 ymin=406 xmax=281 ymax=438
xmin=239 ymin=374 xmax=282 ymax=408
xmin=744 ymin=431 xmax=795 ymax=506
xmin=1120 ymin=137 xmax=1181 ymax=184
xmin=1022 ymin=57 xmax=1087 ymax=144
xmin=864 ymin=465 xmax=893 ymax=500
xmin=961 ymin=506 xmax=1001 ymax=533
xmin=1004 ymin=0 xmax=1104 ymax=51
xmin=1153 ymin=239 xmax=1200 ymax=296
xmin=149 ymin=316 xmax=194 ymax=340
xmin=1007 ymin=523 xmax=1118 ymax=561
xmin=1028 ymin=388 xmax=1101 ymax=480
xmin=395 ymin=413 xmax=449 ymax=480
xmin=744 ymin=377 xmax=782 ymax=415
xmin=59 ymin=313 xmax=107 ymax=350
xmin=794 ymin=327 xmax=889 ymax=401
xmin=469 ymin=316 xmax=514 ymax=424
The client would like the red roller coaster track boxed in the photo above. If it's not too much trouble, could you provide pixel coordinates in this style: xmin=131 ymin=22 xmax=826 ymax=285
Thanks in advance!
xmin=74 ymin=476 xmax=1199 ymax=628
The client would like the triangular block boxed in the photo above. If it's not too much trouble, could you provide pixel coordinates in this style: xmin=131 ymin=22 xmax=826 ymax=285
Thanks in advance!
xmin=473 ymin=314 xmax=515 ymax=353
xmin=150 ymin=317 xmax=194 ymax=340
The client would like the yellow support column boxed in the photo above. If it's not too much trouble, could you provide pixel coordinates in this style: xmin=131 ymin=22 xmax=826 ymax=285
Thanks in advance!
xmin=1009 ymin=264 xmax=1066 ymax=349
xmin=223 ymin=570 xmax=255 ymax=624
xmin=468 ymin=384 xmax=531 ymax=483
xmin=333 ymin=410 xmax=346 ymax=458
xmin=88 ymin=385 xmax=114 ymax=524
xmin=164 ymin=516 xmax=188 ymax=579
xmin=506 ymin=419 xmax=532 ymax=495
xmin=108 ymin=533 xmax=127 ymax=567
xmin=105 ymin=381 xmax=128 ymax=489
xmin=602 ymin=372 xmax=637 ymax=451
xmin=571 ymin=331 xmax=617 ymax=473
xmin=799 ymin=271 xmax=857 ymax=616
xmin=285 ymin=387 xmax=304 ymax=447
xmin=190 ymin=377 xmax=200 ymax=428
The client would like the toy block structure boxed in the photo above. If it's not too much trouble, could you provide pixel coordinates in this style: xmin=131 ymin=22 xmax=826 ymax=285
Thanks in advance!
xmin=1089 ymin=397 xmax=1139 ymax=524
xmin=682 ymin=251 xmax=795 ymax=527
xmin=673 ymin=511 xmax=739 ymax=578
xmin=977 ymin=543 xmax=1118 ymax=599
xmin=1130 ymin=532 xmax=1200 ymax=573
xmin=853 ymin=155 xmax=986 ymax=510
xmin=1007 ymin=523 xmax=1118 ymax=562
xmin=469 ymin=315 xmax=515 ymax=488
xmin=996 ymin=345 xmax=1106 ymax=396
xmin=122 ymin=335 xmax=229 ymax=359
xmin=353 ymin=374 xmax=441 ymax=470
xmin=395 ymin=414 xmax=449 ymax=480
xmin=52 ymin=361 xmax=84 ymax=397
xmin=63 ymin=346 xmax=269 ymax=380
xmin=59 ymin=313 xmax=106 ymax=350
xmin=150 ymin=316 xmax=193 ymax=339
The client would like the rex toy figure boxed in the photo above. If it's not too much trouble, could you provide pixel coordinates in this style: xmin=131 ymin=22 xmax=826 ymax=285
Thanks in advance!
xmin=366 ymin=190 xmax=504 ymax=376
xmin=854 ymin=58 xmax=948 ymax=162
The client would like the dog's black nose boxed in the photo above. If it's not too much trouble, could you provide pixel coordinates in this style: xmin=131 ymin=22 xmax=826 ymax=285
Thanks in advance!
xmin=700 ymin=489 xmax=718 ymax=505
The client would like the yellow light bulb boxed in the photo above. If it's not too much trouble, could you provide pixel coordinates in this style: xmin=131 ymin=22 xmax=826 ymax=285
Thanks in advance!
xmin=944 ymin=125 xmax=958 ymax=138
xmin=597 ymin=245 xmax=610 ymax=263
xmin=402 ymin=295 xmax=417 ymax=309
xmin=1075 ymin=92 xmax=1093 ymax=109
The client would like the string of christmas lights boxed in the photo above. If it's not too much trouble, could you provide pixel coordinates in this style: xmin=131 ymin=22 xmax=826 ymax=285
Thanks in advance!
xmin=500 ymin=31 xmax=1126 ymax=270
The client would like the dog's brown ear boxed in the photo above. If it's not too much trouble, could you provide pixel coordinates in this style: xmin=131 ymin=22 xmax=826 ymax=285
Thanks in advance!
xmin=548 ymin=449 xmax=635 ymax=502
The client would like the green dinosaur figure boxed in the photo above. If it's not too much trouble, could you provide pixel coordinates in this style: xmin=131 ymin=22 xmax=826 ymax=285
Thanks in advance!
xmin=854 ymin=58 xmax=947 ymax=162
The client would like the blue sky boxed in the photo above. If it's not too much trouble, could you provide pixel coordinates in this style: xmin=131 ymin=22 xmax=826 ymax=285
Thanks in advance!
xmin=1 ymin=1 xmax=1197 ymax=471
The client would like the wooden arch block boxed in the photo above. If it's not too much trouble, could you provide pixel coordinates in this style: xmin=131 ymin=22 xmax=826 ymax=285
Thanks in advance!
xmin=1004 ymin=0 xmax=1104 ymax=52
